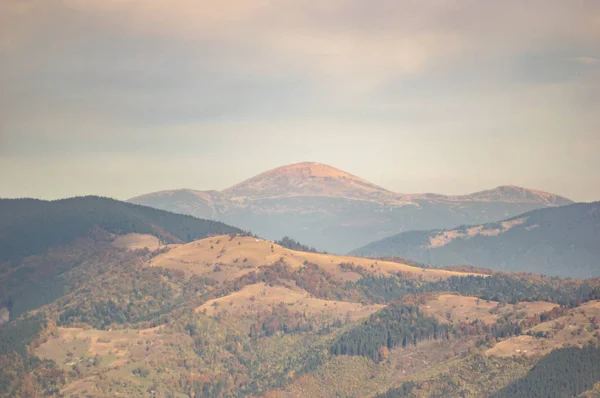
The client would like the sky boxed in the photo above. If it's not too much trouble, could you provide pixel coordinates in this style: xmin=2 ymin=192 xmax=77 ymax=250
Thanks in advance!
xmin=1 ymin=0 xmax=599 ymax=202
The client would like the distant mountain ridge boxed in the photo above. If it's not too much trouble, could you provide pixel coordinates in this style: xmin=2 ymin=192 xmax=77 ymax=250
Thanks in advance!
xmin=350 ymin=202 xmax=600 ymax=278
xmin=450 ymin=185 xmax=570 ymax=205
xmin=129 ymin=162 xmax=573 ymax=253
xmin=0 ymin=196 xmax=243 ymax=264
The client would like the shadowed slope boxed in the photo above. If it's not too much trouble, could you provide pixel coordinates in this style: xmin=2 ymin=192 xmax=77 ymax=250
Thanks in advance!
xmin=351 ymin=202 xmax=600 ymax=278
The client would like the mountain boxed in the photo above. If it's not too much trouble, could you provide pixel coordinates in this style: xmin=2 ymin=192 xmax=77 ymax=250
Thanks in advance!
xmin=222 ymin=162 xmax=398 ymax=202
xmin=2 ymin=199 xmax=600 ymax=397
xmin=129 ymin=162 xmax=573 ymax=253
xmin=455 ymin=185 xmax=571 ymax=205
xmin=350 ymin=202 xmax=600 ymax=278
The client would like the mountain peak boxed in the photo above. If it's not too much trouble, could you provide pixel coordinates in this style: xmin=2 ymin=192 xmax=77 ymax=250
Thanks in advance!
xmin=222 ymin=162 xmax=393 ymax=201
xmin=261 ymin=162 xmax=372 ymax=181
xmin=462 ymin=185 xmax=573 ymax=206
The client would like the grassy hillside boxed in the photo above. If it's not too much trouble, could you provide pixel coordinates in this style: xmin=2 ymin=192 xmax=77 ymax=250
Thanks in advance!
xmin=350 ymin=202 xmax=600 ymax=278
xmin=2 ymin=234 xmax=598 ymax=396
xmin=2 ymin=201 xmax=600 ymax=397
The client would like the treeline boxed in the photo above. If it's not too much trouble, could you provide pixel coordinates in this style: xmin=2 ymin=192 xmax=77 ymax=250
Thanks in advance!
xmin=0 ymin=196 xmax=243 ymax=264
xmin=330 ymin=304 xmax=448 ymax=362
xmin=354 ymin=273 xmax=600 ymax=306
xmin=274 ymin=236 xmax=319 ymax=253
xmin=353 ymin=275 xmax=424 ymax=302
xmin=491 ymin=344 xmax=600 ymax=398
xmin=439 ymin=274 xmax=599 ymax=306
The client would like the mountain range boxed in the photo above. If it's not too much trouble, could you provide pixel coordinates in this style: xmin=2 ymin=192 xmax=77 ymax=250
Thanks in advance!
xmin=129 ymin=162 xmax=572 ymax=253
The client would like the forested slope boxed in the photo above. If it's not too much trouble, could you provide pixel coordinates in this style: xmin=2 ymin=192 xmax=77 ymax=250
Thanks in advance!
xmin=351 ymin=202 xmax=600 ymax=278
xmin=0 ymin=196 xmax=243 ymax=263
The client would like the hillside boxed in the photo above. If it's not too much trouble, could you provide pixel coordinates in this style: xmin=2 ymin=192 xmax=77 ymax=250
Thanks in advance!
xmin=129 ymin=162 xmax=572 ymax=253
xmin=3 ymin=199 xmax=600 ymax=398
xmin=0 ymin=197 xmax=243 ymax=321
xmin=0 ymin=196 xmax=243 ymax=264
xmin=2 ymin=223 xmax=600 ymax=396
xmin=144 ymin=234 xmax=481 ymax=283
xmin=350 ymin=202 xmax=600 ymax=278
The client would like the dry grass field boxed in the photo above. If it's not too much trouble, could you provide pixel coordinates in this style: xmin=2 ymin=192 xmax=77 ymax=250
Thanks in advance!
xmin=422 ymin=294 xmax=558 ymax=325
xmin=486 ymin=300 xmax=600 ymax=358
xmin=36 ymin=326 xmax=175 ymax=370
xmin=146 ymin=235 xmax=484 ymax=282
xmin=35 ymin=326 xmax=193 ymax=396
xmin=197 ymin=282 xmax=384 ymax=320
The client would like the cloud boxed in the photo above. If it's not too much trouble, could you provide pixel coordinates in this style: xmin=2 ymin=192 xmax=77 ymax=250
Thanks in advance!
xmin=569 ymin=56 xmax=599 ymax=65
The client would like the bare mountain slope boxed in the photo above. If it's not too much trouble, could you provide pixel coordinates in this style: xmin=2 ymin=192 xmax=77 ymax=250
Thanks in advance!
xmin=128 ymin=162 xmax=572 ymax=253
xmin=223 ymin=162 xmax=398 ymax=202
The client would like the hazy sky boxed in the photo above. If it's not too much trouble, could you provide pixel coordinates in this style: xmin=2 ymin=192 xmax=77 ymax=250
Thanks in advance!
xmin=1 ymin=1 xmax=599 ymax=201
